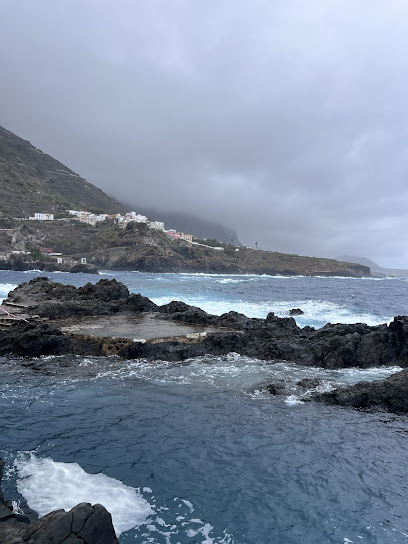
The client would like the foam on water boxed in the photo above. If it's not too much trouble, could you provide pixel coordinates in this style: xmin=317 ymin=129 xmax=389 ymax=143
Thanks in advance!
xmin=149 ymin=295 xmax=390 ymax=328
xmin=13 ymin=453 xmax=234 ymax=543
xmin=0 ymin=282 xmax=17 ymax=303
xmin=83 ymin=354 xmax=403 ymax=398
xmin=15 ymin=454 xmax=154 ymax=536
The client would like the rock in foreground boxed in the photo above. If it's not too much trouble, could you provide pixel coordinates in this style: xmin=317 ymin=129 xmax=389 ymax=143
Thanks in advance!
xmin=0 ymin=459 xmax=119 ymax=544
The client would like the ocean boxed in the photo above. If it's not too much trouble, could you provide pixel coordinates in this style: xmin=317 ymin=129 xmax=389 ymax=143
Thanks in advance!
xmin=1 ymin=270 xmax=408 ymax=543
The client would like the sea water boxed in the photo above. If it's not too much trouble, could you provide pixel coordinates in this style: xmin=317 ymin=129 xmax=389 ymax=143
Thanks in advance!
xmin=1 ymin=270 xmax=408 ymax=543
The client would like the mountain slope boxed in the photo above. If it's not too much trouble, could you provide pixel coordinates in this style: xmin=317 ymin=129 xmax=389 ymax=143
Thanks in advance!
xmin=0 ymin=125 xmax=126 ymax=217
xmin=0 ymin=125 xmax=242 ymax=245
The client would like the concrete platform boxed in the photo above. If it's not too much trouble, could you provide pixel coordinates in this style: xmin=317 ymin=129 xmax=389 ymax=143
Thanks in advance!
xmin=51 ymin=313 xmax=221 ymax=341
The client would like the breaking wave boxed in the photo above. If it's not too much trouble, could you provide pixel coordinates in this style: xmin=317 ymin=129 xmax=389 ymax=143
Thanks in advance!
xmin=0 ymin=283 xmax=17 ymax=304
xmin=149 ymin=296 xmax=390 ymax=328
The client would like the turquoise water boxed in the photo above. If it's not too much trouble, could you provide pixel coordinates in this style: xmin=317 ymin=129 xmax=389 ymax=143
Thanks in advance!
xmin=1 ymin=270 xmax=408 ymax=543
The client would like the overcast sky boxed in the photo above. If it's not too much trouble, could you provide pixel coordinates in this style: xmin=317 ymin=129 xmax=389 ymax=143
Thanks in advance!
xmin=1 ymin=0 xmax=408 ymax=267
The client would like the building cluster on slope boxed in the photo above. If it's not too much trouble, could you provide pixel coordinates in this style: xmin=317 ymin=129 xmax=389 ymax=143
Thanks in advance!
xmin=28 ymin=209 xmax=194 ymax=243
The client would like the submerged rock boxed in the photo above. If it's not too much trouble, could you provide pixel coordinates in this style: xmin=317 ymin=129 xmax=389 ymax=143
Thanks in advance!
xmin=263 ymin=377 xmax=324 ymax=398
xmin=289 ymin=308 xmax=304 ymax=316
xmin=0 ymin=460 xmax=119 ymax=544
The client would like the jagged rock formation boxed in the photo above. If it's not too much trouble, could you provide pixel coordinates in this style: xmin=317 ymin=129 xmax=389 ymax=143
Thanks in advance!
xmin=313 ymin=369 xmax=408 ymax=413
xmin=2 ymin=278 xmax=408 ymax=412
xmin=0 ymin=459 xmax=119 ymax=544
xmin=2 ymin=278 xmax=408 ymax=372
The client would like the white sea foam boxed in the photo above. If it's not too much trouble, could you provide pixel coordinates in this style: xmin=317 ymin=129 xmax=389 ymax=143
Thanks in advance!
xmin=0 ymin=282 xmax=17 ymax=303
xmin=15 ymin=454 xmax=153 ymax=536
xmin=83 ymin=354 xmax=403 ymax=399
xmin=149 ymin=295 xmax=389 ymax=327
xmin=284 ymin=395 xmax=304 ymax=405
xmin=14 ymin=453 xmax=233 ymax=542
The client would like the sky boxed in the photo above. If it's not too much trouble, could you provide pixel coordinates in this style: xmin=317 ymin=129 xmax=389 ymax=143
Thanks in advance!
xmin=1 ymin=0 xmax=408 ymax=267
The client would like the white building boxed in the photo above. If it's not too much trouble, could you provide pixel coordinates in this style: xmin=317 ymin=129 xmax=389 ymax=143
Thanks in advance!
xmin=30 ymin=213 xmax=54 ymax=221
xmin=79 ymin=211 xmax=91 ymax=222
xmin=125 ymin=212 xmax=148 ymax=223
xmin=149 ymin=221 xmax=165 ymax=230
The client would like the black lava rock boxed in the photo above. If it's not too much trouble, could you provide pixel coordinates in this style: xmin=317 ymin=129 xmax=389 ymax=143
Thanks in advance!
xmin=313 ymin=369 xmax=408 ymax=413
xmin=0 ymin=321 xmax=70 ymax=357
xmin=289 ymin=308 xmax=304 ymax=316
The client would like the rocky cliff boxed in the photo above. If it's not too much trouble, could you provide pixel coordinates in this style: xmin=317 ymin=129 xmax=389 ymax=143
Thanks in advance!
xmin=0 ymin=220 xmax=370 ymax=276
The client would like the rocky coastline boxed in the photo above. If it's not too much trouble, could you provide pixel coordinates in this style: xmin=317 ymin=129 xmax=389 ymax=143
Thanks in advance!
xmin=0 ymin=255 xmax=98 ymax=274
xmin=1 ymin=277 xmax=408 ymax=542
xmin=1 ymin=218 xmax=371 ymax=277
xmin=1 ymin=277 xmax=408 ymax=414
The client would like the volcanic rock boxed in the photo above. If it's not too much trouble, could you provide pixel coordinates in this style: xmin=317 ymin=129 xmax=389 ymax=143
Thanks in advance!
xmin=289 ymin=308 xmax=304 ymax=316
xmin=158 ymin=301 xmax=212 ymax=325
xmin=0 ymin=321 xmax=70 ymax=357
xmin=69 ymin=263 xmax=99 ymax=274
xmin=313 ymin=369 xmax=408 ymax=413
xmin=2 ymin=279 xmax=408 ymax=373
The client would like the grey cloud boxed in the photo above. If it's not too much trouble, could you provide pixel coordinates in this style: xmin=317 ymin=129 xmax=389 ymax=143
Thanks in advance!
xmin=1 ymin=0 xmax=408 ymax=266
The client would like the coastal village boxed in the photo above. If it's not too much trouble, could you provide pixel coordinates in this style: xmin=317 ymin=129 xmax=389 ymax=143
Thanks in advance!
xmin=0 ymin=209 xmax=228 ymax=268
xmin=28 ymin=209 xmax=194 ymax=243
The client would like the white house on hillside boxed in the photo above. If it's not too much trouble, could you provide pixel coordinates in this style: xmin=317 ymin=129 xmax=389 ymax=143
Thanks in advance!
xmin=149 ymin=221 xmax=165 ymax=230
xmin=125 ymin=212 xmax=148 ymax=223
xmin=30 ymin=213 xmax=54 ymax=221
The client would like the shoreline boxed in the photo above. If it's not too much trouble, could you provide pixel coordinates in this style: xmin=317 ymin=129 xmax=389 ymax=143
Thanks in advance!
xmin=2 ymin=266 xmax=405 ymax=281
xmin=0 ymin=276 xmax=407 ymax=414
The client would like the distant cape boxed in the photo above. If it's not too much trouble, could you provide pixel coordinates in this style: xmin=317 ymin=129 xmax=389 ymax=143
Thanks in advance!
xmin=336 ymin=255 xmax=408 ymax=277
